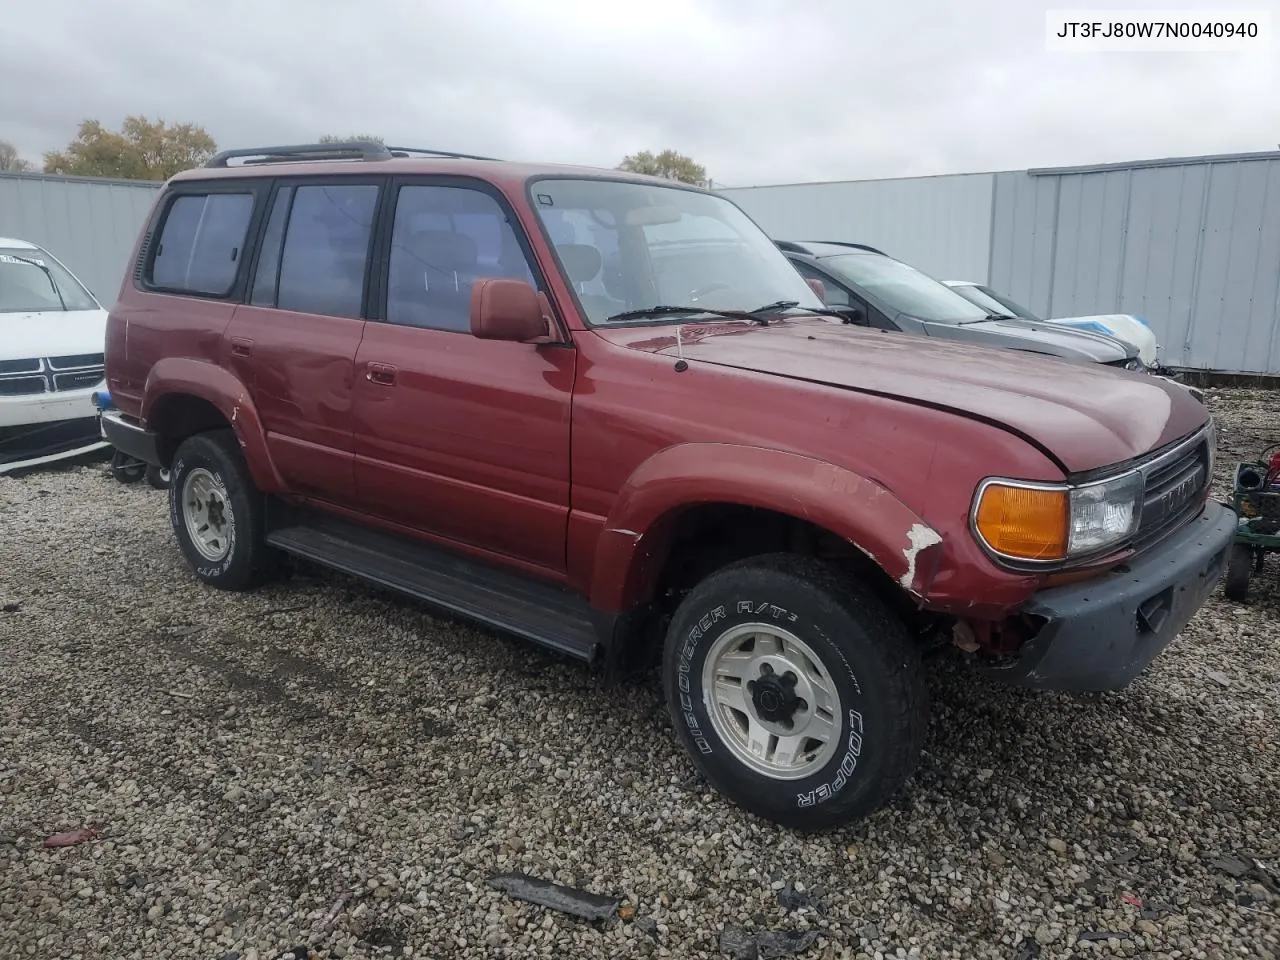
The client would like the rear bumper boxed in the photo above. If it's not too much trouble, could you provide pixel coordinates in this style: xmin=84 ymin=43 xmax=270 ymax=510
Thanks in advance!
xmin=99 ymin=410 xmax=162 ymax=466
xmin=983 ymin=501 xmax=1235 ymax=692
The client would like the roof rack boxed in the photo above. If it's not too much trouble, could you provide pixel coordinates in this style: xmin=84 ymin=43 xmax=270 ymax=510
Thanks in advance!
xmin=204 ymin=141 xmax=501 ymax=168
xmin=205 ymin=141 xmax=394 ymax=168
xmin=385 ymin=145 xmax=501 ymax=161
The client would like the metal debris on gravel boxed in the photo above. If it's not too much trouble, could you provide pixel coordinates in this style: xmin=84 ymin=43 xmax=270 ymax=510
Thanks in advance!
xmin=1 ymin=386 xmax=1278 ymax=959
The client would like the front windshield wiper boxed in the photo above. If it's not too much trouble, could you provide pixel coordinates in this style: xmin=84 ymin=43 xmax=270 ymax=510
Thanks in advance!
xmin=983 ymin=312 xmax=1019 ymax=321
xmin=3 ymin=254 xmax=66 ymax=310
xmin=605 ymin=299 xmax=803 ymax=326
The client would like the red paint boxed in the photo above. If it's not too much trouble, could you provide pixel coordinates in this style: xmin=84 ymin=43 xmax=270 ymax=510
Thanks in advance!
xmin=105 ymin=156 xmax=1214 ymax=628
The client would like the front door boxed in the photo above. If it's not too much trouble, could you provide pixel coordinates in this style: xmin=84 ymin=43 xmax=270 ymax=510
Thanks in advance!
xmin=351 ymin=179 xmax=575 ymax=574
xmin=224 ymin=179 xmax=381 ymax=502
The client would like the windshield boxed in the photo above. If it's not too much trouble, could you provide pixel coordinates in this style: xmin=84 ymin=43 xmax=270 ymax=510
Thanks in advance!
xmin=528 ymin=178 xmax=824 ymax=325
xmin=975 ymin=284 xmax=1041 ymax=322
xmin=821 ymin=253 xmax=988 ymax=325
xmin=0 ymin=248 xmax=100 ymax=313
xmin=949 ymin=283 xmax=1042 ymax=322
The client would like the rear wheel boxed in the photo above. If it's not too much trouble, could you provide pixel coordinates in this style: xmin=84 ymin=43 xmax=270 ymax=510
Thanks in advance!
xmin=169 ymin=430 xmax=280 ymax=591
xmin=663 ymin=554 xmax=928 ymax=830
xmin=1224 ymin=544 xmax=1252 ymax=602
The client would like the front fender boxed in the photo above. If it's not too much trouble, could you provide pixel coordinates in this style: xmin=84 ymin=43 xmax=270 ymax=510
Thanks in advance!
xmin=590 ymin=443 xmax=943 ymax=611
xmin=143 ymin=358 xmax=284 ymax=493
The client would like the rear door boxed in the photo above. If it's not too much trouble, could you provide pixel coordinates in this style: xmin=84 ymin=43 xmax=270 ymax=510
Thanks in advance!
xmin=350 ymin=177 xmax=575 ymax=573
xmin=224 ymin=178 xmax=381 ymax=502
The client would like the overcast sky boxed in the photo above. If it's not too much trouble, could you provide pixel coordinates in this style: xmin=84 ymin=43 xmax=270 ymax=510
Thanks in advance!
xmin=1 ymin=0 xmax=1275 ymax=185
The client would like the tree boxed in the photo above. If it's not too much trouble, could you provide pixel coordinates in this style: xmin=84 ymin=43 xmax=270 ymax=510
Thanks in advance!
xmin=617 ymin=149 xmax=707 ymax=185
xmin=0 ymin=139 xmax=32 ymax=172
xmin=43 ymin=117 xmax=217 ymax=180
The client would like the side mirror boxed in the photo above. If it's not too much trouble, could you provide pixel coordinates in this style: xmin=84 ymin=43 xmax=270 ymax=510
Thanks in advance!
xmin=470 ymin=278 xmax=550 ymax=342
xmin=804 ymin=277 xmax=826 ymax=301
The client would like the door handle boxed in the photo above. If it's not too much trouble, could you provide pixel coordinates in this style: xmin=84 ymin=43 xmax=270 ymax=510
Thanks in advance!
xmin=230 ymin=337 xmax=253 ymax=358
xmin=366 ymin=362 xmax=397 ymax=386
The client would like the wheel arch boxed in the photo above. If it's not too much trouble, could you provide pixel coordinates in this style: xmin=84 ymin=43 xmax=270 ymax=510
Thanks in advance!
xmin=142 ymin=358 xmax=284 ymax=492
xmin=590 ymin=443 xmax=945 ymax=615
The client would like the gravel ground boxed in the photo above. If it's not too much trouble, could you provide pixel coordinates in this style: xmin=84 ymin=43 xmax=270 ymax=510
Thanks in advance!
xmin=1 ymin=387 xmax=1278 ymax=960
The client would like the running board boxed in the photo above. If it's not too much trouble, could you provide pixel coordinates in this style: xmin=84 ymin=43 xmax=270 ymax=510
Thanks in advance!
xmin=265 ymin=517 xmax=602 ymax=663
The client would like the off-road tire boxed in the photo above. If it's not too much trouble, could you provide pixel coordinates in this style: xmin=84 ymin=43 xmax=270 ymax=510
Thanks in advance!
xmin=169 ymin=430 xmax=280 ymax=591
xmin=1224 ymin=543 xmax=1252 ymax=603
xmin=663 ymin=553 xmax=928 ymax=831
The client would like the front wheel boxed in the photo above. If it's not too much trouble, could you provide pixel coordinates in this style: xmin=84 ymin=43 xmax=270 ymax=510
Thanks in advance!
xmin=663 ymin=554 xmax=928 ymax=831
xmin=169 ymin=430 xmax=279 ymax=591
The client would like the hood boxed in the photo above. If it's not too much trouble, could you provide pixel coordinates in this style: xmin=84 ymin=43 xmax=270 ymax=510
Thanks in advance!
xmin=1048 ymin=314 xmax=1159 ymax=366
xmin=921 ymin=316 xmax=1135 ymax=363
xmin=598 ymin=317 xmax=1207 ymax=473
xmin=0 ymin=309 xmax=108 ymax=362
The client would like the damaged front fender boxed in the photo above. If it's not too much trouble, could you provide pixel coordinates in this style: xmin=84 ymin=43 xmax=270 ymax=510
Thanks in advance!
xmin=590 ymin=442 xmax=946 ymax=611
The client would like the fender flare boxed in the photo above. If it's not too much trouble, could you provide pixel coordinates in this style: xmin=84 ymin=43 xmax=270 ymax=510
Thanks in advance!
xmin=142 ymin=358 xmax=285 ymax=492
xmin=589 ymin=442 xmax=944 ymax=611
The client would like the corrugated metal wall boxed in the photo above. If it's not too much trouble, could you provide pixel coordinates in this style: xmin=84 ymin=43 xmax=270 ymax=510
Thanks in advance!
xmin=0 ymin=172 xmax=161 ymax=308
xmin=721 ymin=174 xmax=996 ymax=281
xmin=4 ymin=156 xmax=1279 ymax=374
xmin=989 ymin=153 xmax=1280 ymax=374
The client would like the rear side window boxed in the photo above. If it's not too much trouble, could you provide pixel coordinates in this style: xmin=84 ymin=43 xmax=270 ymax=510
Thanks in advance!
xmin=275 ymin=184 xmax=378 ymax=319
xmin=150 ymin=193 xmax=254 ymax=295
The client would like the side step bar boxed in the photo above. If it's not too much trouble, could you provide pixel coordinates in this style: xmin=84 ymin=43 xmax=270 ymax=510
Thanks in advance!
xmin=265 ymin=517 xmax=602 ymax=663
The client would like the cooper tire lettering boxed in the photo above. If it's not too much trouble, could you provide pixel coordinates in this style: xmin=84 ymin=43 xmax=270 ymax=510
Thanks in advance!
xmin=661 ymin=555 xmax=927 ymax=830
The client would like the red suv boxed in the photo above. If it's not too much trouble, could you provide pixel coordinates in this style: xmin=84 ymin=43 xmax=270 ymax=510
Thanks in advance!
xmin=101 ymin=141 xmax=1234 ymax=829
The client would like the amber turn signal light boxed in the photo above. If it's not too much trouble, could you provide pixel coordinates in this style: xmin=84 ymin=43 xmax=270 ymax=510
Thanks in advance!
xmin=973 ymin=482 xmax=1069 ymax=562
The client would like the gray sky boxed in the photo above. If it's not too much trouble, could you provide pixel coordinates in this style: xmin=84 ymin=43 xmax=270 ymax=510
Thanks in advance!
xmin=1 ymin=0 xmax=1275 ymax=185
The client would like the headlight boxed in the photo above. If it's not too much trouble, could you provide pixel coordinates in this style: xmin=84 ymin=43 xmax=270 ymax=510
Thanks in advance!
xmin=973 ymin=470 xmax=1144 ymax=564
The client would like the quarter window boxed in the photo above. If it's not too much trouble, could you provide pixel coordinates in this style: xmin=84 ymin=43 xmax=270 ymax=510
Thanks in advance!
xmin=276 ymin=184 xmax=379 ymax=319
xmin=150 ymin=193 xmax=254 ymax=295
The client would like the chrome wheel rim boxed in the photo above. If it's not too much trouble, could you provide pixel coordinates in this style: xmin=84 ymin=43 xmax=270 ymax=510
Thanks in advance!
xmin=181 ymin=467 xmax=233 ymax=563
xmin=701 ymin=622 xmax=843 ymax=780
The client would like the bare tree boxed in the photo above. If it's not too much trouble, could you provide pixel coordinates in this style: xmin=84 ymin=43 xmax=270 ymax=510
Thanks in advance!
xmin=0 ymin=139 xmax=32 ymax=172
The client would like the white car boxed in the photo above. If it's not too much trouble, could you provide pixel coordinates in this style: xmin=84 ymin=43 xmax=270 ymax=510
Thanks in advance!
xmin=0 ymin=237 xmax=110 ymax=474
xmin=943 ymin=280 xmax=1161 ymax=368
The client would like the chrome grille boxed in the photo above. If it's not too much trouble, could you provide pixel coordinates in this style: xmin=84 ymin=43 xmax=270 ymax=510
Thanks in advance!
xmin=1131 ymin=428 xmax=1212 ymax=552
xmin=0 ymin=355 xmax=104 ymax=396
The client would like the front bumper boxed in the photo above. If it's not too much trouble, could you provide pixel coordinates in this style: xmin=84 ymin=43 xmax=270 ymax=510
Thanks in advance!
xmin=0 ymin=417 xmax=108 ymax=472
xmin=983 ymin=501 xmax=1235 ymax=692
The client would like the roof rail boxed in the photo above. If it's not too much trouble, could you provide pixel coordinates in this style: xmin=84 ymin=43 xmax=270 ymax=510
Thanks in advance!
xmin=385 ymin=145 xmax=501 ymax=161
xmin=204 ymin=140 xmax=394 ymax=168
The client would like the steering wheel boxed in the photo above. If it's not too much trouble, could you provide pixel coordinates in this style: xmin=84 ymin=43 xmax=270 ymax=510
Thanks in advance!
xmin=688 ymin=281 xmax=734 ymax=303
